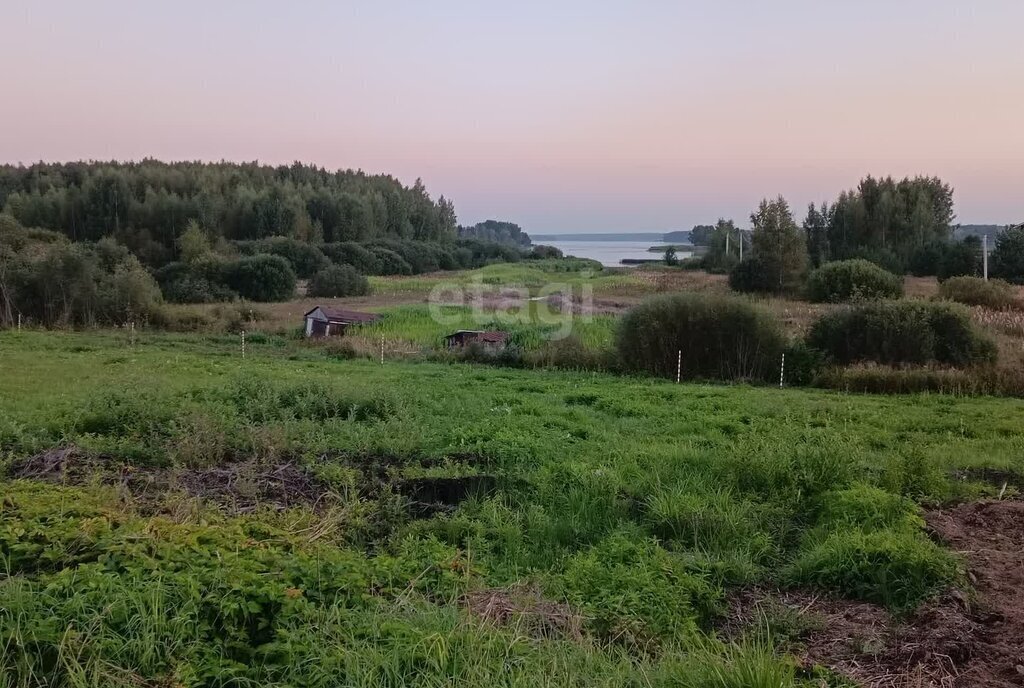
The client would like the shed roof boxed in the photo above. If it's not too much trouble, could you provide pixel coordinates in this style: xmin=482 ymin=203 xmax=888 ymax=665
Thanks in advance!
xmin=304 ymin=306 xmax=381 ymax=324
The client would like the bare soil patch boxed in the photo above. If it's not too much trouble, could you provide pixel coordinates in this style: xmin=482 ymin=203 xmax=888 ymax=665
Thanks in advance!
xmin=9 ymin=446 xmax=332 ymax=513
xmin=9 ymin=446 xmax=502 ymax=517
xmin=723 ymin=500 xmax=1024 ymax=687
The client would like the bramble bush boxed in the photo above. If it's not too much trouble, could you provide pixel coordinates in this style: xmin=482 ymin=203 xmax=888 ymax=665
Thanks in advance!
xmin=806 ymin=301 xmax=997 ymax=367
xmin=616 ymin=293 xmax=787 ymax=382
xmin=938 ymin=276 xmax=1018 ymax=310
xmin=805 ymin=259 xmax=903 ymax=303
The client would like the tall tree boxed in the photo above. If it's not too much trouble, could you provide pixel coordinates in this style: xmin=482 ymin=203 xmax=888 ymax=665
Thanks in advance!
xmin=803 ymin=202 xmax=830 ymax=268
xmin=750 ymin=196 xmax=807 ymax=293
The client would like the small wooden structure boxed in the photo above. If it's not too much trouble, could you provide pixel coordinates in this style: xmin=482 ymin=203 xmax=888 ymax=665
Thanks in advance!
xmin=304 ymin=306 xmax=380 ymax=337
xmin=444 ymin=330 xmax=509 ymax=349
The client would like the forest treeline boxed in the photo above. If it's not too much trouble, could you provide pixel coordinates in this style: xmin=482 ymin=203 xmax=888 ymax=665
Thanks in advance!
xmin=0 ymin=160 xmax=544 ymax=327
xmin=693 ymin=175 xmax=1024 ymax=294
xmin=0 ymin=160 xmax=460 ymax=266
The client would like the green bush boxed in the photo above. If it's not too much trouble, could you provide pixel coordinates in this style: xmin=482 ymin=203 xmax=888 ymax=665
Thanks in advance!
xmin=786 ymin=529 xmax=958 ymax=608
xmin=844 ymin=246 xmax=905 ymax=275
xmin=320 ymin=241 xmax=379 ymax=274
xmin=805 ymin=259 xmax=903 ymax=303
xmin=616 ymin=293 xmax=787 ymax=382
xmin=727 ymin=257 xmax=773 ymax=293
xmin=990 ymin=226 xmax=1024 ymax=284
xmin=369 ymin=247 xmax=414 ymax=275
xmin=938 ymin=276 xmax=1017 ymax=310
xmin=237 ymin=236 xmax=330 ymax=278
xmin=307 ymin=264 xmax=370 ymax=298
xmin=908 ymin=238 xmax=981 ymax=279
xmin=551 ymin=530 xmax=720 ymax=645
xmin=806 ymin=301 xmax=997 ymax=367
xmin=225 ymin=254 xmax=296 ymax=302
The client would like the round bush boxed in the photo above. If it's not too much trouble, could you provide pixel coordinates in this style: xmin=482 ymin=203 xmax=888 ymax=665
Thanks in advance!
xmin=369 ymin=247 xmax=413 ymax=276
xmin=307 ymin=264 xmax=370 ymax=298
xmin=728 ymin=257 xmax=774 ymax=293
xmin=616 ymin=293 xmax=787 ymax=382
xmin=938 ymin=276 xmax=1018 ymax=310
xmin=806 ymin=300 xmax=996 ymax=367
xmin=805 ymin=259 xmax=903 ymax=303
xmin=225 ymin=254 xmax=296 ymax=302
xmin=320 ymin=242 xmax=379 ymax=274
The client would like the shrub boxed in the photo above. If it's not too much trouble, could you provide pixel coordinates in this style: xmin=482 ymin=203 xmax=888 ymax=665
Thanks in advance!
xmin=0 ymin=233 xmax=163 ymax=327
xmin=806 ymin=301 xmax=997 ymax=367
xmin=369 ymin=247 xmax=413 ymax=276
xmin=616 ymin=292 xmax=787 ymax=382
xmin=937 ymin=237 xmax=982 ymax=280
xmin=786 ymin=529 xmax=958 ymax=608
xmin=991 ymin=225 xmax=1024 ymax=284
xmin=938 ymin=276 xmax=1017 ymax=310
xmin=844 ymin=246 xmax=905 ymax=275
xmin=527 ymin=245 xmax=563 ymax=260
xmin=237 ymin=237 xmax=330 ymax=278
xmin=805 ymin=259 xmax=903 ymax=303
xmin=908 ymin=238 xmax=982 ymax=279
xmin=320 ymin=241 xmax=379 ymax=274
xmin=728 ymin=257 xmax=774 ymax=293
xmin=225 ymin=254 xmax=296 ymax=302
xmin=307 ymin=264 xmax=370 ymax=298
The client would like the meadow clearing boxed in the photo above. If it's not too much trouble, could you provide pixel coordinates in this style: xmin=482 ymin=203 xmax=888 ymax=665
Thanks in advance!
xmin=1 ymin=319 xmax=1024 ymax=686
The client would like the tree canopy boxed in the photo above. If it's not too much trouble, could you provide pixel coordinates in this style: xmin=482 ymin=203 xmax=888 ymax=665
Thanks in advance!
xmin=0 ymin=160 xmax=458 ymax=266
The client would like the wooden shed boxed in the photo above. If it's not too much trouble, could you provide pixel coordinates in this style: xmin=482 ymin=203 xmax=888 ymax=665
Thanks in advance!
xmin=304 ymin=306 xmax=380 ymax=337
xmin=443 ymin=330 xmax=509 ymax=349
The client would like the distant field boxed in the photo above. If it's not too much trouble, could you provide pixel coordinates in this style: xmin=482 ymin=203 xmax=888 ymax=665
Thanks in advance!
xmin=1 ymin=330 xmax=1023 ymax=686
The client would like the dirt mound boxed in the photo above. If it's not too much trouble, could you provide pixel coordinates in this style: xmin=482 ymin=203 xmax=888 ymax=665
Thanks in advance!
xmin=723 ymin=500 xmax=1024 ymax=687
xmin=463 ymin=584 xmax=584 ymax=640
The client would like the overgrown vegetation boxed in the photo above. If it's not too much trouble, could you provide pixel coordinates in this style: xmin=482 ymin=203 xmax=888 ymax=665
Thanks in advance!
xmin=615 ymin=292 xmax=786 ymax=381
xmin=805 ymin=259 xmax=903 ymax=303
xmin=2 ymin=330 xmax=1020 ymax=686
xmin=307 ymin=264 xmax=370 ymax=298
xmin=937 ymin=276 xmax=1018 ymax=310
xmin=806 ymin=301 xmax=997 ymax=367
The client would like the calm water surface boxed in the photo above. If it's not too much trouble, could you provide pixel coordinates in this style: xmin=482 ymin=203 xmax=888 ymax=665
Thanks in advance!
xmin=540 ymin=240 xmax=691 ymax=267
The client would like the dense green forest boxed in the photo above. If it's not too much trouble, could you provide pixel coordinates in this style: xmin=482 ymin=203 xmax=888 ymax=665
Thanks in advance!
xmin=0 ymin=160 xmax=459 ymax=267
xmin=457 ymin=219 xmax=532 ymax=246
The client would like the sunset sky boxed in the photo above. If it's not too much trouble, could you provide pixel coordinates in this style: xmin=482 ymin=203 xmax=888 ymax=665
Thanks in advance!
xmin=4 ymin=1 xmax=1023 ymax=232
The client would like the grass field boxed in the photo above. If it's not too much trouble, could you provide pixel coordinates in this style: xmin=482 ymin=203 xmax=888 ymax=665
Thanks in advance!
xmin=1 ymin=329 xmax=1023 ymax=686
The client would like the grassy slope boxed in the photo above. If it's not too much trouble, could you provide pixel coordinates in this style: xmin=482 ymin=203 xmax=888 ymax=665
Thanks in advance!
xmin=1 ymin=330 xmax=1023 ymax=687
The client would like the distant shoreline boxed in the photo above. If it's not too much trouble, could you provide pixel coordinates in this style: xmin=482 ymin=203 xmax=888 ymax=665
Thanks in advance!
xmin=533 ymin=232 xmax=677 ymax=243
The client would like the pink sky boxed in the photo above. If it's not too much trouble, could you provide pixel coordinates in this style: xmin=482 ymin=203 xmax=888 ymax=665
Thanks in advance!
xmin=3 ymin=1 xmax=1023 ymax=231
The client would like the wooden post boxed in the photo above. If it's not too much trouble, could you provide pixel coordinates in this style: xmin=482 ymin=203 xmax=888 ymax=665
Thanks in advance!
xmin=676 ymin=350 xmax=682 ymax=383
xmin=241 ymin=330 xmax=246 ymax=359
xmin=779 ymin=352 xmax=786 ymax=388
xmin=983 ymin=235 xmax=989 ymax=281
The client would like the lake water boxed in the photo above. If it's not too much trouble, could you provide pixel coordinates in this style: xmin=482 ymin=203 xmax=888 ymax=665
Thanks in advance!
xmin=540 ymin=240 xmax=691 ymax=267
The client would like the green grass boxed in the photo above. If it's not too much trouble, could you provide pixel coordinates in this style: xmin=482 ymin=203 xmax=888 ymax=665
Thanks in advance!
xmin=357 ymin=303 xmax=617 ymax=350
xmin=367 ymin=261 xmax=644 ymax=298
xmin=1 ymin=329 xmax=1023 ymax=686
